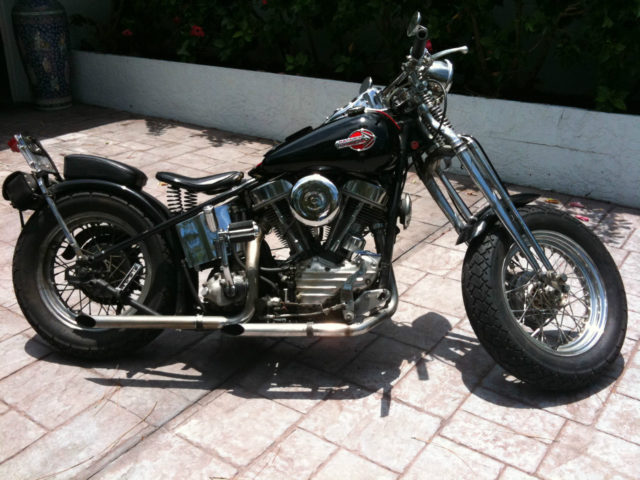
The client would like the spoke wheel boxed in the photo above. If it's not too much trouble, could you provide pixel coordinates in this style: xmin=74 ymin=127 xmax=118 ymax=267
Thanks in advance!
xmin=502 ymin=230 xmax=607 ymax=356
xmin=41 ymin=216 xmax=152 ymax=330
xmin=13 ymin=192 xmax=177 ymax=358
xmin=462 ymin=206 xmax=626 ymax=391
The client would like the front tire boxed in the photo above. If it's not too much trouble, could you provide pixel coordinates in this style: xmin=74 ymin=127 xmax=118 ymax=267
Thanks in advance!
xmin=13 ymin=192 xmax=178 ymax=358
xmin=462 ymin=206 xmax=627 ymax=391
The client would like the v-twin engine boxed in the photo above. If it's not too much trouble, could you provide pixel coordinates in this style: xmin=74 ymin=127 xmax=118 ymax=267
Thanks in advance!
xmin=295 ymin=253 xmax=380 ymax=305
xmin=250 ymin=175 xmax=389 ymax=309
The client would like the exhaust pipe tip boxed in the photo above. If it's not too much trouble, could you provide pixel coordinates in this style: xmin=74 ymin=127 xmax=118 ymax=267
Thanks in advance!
xmin=76 ymin=314 xmax=96 ymax=328
xmin=221 ymin=324 xmax=245 ymax=336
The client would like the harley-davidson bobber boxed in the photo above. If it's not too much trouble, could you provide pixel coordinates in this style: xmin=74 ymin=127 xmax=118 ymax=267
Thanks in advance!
xmin=3 ymin=12 xmax=626 ymax=391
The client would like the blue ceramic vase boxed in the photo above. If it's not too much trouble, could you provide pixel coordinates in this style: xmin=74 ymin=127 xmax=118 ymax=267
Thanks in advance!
xmin=12 ymin=0 xmax=71 ymax=110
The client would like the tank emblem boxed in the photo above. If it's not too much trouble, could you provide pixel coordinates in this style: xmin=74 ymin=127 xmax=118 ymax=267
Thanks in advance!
xmin=335 ymin=129 xmax=376 ymax=151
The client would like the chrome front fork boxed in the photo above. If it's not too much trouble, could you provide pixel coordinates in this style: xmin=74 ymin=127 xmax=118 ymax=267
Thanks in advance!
xmin=416 ymin=106 xmax=553 ymax=273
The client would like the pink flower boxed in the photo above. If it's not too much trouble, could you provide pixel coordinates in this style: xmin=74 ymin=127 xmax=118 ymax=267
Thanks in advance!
xmin=426 ymin=40 xmax=433 ymax=52
xmin=121 ymin=29 xmax=133 ymax=37
xmin=190 ymin=25 xmax=205 ymax=37
xmin=262 ymin=0 xmax=268 ymax=5
xmin=173 ymin=16 xmax=181 ymax=25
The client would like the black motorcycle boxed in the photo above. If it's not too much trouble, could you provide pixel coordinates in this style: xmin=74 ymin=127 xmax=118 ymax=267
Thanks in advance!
xmin=3 ymin=12 xmax=626 ymax=390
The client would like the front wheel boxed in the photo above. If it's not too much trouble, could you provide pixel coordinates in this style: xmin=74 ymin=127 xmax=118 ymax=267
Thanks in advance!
xmin=462 ymin=206 xmax=627 ymax=391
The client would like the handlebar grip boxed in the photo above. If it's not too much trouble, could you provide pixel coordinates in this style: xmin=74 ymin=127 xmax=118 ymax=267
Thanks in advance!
xmin=411 ymin=27 xmax=428 ymax=60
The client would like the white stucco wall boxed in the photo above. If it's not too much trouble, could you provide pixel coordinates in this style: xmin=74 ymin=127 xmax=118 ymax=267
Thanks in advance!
xmin=72 ymin=51 xmax=640 ymax=208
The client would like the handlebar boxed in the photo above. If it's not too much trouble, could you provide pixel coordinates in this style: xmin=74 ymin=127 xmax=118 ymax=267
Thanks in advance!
xmin=431 ymin=46 xmax=469 ymax=60
xmin=411 ymin=27 xmax=429 ymax=60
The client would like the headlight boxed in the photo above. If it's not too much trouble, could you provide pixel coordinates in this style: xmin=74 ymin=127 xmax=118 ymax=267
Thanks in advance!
xmin=427 ymin=59 xmax=454 ymax=92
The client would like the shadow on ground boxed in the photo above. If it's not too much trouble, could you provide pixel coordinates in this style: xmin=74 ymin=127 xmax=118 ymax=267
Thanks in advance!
xmin=0 ymin=105 xmax=134 ymax=151
xmin=24 ymin=309 xmax=619 ymax=418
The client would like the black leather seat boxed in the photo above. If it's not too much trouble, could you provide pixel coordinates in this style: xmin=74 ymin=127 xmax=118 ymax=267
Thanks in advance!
xmin=64 ymin=154 xmax=147 ymax=190
xmin=155 ymin=171 xmax=244 ymax=194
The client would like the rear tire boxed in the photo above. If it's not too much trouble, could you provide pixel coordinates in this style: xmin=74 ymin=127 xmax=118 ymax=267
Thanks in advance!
xmin=462 ymin=206 xmax=627 ymax=391
xmin=13 ymin=192 xmax=177 ymax=358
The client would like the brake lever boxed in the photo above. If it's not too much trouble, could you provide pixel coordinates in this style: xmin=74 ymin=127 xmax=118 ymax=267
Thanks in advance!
xmin=431 ymin=46 xmax=469 ymax=60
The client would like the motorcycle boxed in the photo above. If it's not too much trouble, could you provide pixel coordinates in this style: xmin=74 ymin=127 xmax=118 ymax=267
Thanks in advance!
xmin=3 ymin=12 xmax=626 ymax=391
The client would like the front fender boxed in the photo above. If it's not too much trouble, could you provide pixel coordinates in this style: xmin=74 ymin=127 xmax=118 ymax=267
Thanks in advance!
xmin=458 ymin=193 xmax=540 ymax=244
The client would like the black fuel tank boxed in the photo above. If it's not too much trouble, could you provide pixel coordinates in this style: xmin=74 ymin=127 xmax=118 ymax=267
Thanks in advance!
xmin=257 ymin=112 xmax=399 ymax=175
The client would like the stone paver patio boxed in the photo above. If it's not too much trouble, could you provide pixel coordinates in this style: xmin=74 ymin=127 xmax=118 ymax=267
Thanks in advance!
xmin=0 ymin=104 xmax=638 ymax=479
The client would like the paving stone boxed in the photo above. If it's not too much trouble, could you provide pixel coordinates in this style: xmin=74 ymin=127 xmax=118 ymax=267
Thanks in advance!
xmin=174 ymin=390 xmax=301 ymax=466
xmin=392 ymin=264 xmax=428 ymax=285
xmin=0 ymin=401 xmax=147 ymax=480
xmin=0 ymin=401 xmax=8 ymax=415
xmin=0 ymin=278 xmax=18 ymax=309
xmin=340 ymin=336 xmax=424 ymax=393
xmin=237 ymin=360 xmax=342 ymax=414
xmin=0 ymin=356 xmax=114 ymax=429
xmin=626 ymin=310 xmax=640 ymax=341
xmin=0 ymin=307 xmax=28 ymax=343
xmin=499 ymin=467 xmax=538 ymax=480
xmin=313 ymin=449 xmax=397 ymax=480
xmin=302 ymin=386 xmax=439 ymax=472
xmin=0 ymin=333 xmax=51 ymax=380
xmin=238 ymin=429 xmax=336 ymax=480
xmin=402 ymin=274 xmax=467 ymax=317
xmin=296 ymin=333 xmax=378 ymax=374
xmin=392 ymin=330 xmax=495 ymax=418
xmin=620 ymin=252 xmax=640 ymax=294
xmin=461 ymin=387 xmax=565 ymax=444
xmin=340 ymin=400 xmax=440 ymax=472
xmin=596 ymin=208 xmax=638 ymax=248
xmin=481 ymin=365 xmax=615 ymax=425
xmin=622 ymin=229 xmax=640 ymax=252
xmin=98 ymin=334 xmax=274 ymax=403
xmin=441 ymin=410 xmax=548 ymax=473
xmin=398 ymin=243 xmax=465 ymax=277
xmin=627 ymin=293 xmax=640 ymax=313
xmin=110 ymin=383 xmax=196 ymax=427
xmin=538 ymin=421 xmax=640 ymax=479
xmin=0 ymin=410 xmax=47 ymax=463
xmin=595 ymin=392 xmax=640 ymax=445
xmin=400 ymin=436 xmax=503 ymax=480
xmin=298 ymin=385 xmax=381 ymax=444
xmin=375 ymin=301 xmax=457 ymax=352
xmin=616 ymin=349 xmax=640 ymax=401
xmin=432 ymin=227 xmax=469 ymax=252
xmin=565 ymin=196 xmax=612 ymax=224
xmin=93 ymin=429 xmax=236 ymax=480
xmin=393 ymin=221 xmax=442 ymax=259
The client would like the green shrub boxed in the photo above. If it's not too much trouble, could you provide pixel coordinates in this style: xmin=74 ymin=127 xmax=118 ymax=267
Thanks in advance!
xmin=73 ymin=0 xmax=640 ymax=113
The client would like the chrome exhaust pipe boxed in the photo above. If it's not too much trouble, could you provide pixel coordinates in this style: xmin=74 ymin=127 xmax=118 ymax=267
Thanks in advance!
xmin=220 ymin=270 xmax=399 ymax=337
xmin=76 ymin=233 xmax=263 ymax=329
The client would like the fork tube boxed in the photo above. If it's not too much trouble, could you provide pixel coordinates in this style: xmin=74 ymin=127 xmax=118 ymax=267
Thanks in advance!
xmin=461 ymin=137 xmax=553 ymax=271
xmin=416 ymin=168 xmax=466 ymax=233
xmin=437 ymin=169 xmax=473 ymax=222
xmin=455 ymin=146 xmax=547 ymax=272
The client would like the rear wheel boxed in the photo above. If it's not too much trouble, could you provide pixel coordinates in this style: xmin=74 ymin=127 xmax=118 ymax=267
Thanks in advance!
xmin=462 ymin=206 xmax=627 ymax=390
xmin=13 ymin=192 xmax=177 ymax=358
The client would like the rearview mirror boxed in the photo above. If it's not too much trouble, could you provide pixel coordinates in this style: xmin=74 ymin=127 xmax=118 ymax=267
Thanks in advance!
xmin=407 ymin=11 xmax=422 ymax=37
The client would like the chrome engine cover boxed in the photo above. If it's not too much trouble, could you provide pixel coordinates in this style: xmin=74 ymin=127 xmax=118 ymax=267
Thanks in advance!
xmin=290 ymin=174 xmax=340 ymax=227
xmin=295 ymin=254 xmax=380 ymax=304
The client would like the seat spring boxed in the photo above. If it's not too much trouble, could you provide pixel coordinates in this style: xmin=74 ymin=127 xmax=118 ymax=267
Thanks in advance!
xmin=183 ymin=191 xmax=198 ymax=211
xmin=167 ymin=186 xmax=183 ymax=213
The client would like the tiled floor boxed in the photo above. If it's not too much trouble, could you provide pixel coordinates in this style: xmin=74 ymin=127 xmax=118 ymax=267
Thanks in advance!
xmin=0 ymin=105 xmax=638 ymax=479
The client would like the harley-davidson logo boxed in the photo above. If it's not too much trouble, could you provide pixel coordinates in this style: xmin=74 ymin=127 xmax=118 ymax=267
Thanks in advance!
xmin=335 ymin=129 xmax=376 ymax=151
